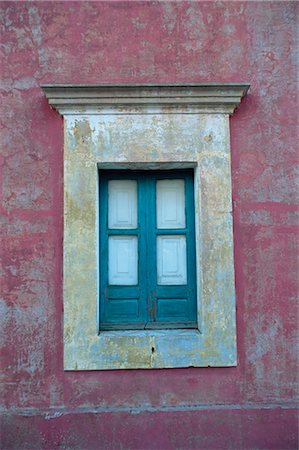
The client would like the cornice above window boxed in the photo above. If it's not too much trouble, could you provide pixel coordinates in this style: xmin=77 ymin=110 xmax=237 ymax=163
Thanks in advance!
xmin=41 ymin=83 xmax=250 ymax=115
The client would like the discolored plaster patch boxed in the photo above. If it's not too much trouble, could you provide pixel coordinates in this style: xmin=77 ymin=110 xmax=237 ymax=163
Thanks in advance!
xmin=2 ymin=152 xmax=52 ymax=211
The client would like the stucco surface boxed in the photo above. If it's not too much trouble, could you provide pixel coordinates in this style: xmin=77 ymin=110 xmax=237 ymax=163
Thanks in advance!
xmin=61 ymin=110 xmax=236 ymax=370
xmin=1 ymin=1 xmax=298 ymax=448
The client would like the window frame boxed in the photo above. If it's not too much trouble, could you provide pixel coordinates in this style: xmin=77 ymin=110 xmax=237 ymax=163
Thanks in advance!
xmin=99 ymin=169 xmax=197 ymax=331
xmin=42 ymin=83 xmax=250 ymax=370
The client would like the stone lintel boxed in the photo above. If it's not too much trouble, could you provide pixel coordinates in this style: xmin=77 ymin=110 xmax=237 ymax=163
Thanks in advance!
xmin=41 ymin=83 xmax=250 ymax=115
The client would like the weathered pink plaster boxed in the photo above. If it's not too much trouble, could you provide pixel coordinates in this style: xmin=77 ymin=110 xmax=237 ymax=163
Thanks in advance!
xmin=1 ymin=1 xmax=298 ymax=448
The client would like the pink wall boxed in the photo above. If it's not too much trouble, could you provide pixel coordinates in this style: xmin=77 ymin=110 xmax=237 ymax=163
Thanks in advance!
xmin=1 ymin=2 xmax=298 ymax=448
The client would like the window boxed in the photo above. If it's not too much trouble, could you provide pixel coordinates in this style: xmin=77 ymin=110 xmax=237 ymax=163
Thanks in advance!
xmin=42 ymin=83 xmax=249 ymax=370
xmin=99 ymin=170 xmax=197 ymax=330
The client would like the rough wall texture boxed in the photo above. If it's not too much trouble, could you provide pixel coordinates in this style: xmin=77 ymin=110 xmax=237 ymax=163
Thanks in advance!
xmin=1 ymin=1 xmax=298 ymax=449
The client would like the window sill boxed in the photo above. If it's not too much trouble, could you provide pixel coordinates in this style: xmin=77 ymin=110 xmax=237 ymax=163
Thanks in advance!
xmin=99 ymin=328 xmax=201 ymax=337
xmin=65 ymin=327 xmax=236 ymax=371
xmin=99 ymin=322 xmax=198 ymax=331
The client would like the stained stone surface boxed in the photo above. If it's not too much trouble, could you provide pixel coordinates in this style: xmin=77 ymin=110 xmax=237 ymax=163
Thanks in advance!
xmin=62 ymin=109 xmax=236 ymax=370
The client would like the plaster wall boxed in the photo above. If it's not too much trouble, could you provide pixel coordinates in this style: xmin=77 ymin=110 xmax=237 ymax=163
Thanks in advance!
xmin=1 ymin=1 xmax=298 ymax=449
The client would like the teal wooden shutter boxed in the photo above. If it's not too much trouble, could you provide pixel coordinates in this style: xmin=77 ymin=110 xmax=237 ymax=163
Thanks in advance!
xmin=146 ymin=171 xmax=197 ymax=328
xmin=99 ymin=172 xmax=147 ymax=329
xmin=99 ymin=170 xmax=197 ymax=330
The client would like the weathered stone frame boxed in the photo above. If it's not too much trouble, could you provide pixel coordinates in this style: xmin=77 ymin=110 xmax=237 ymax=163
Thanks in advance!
xmin=42 ymin=83 xmax=249 ymax=370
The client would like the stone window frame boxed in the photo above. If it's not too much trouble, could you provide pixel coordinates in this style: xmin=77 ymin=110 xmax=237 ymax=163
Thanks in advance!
xmin=42 ymin=83 xmax=249 ymax=370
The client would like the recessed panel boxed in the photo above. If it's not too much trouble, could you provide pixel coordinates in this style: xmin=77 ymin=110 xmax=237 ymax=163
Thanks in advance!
xmin=109 ymin=236 xmax=138 ymax=285
xmin=157 ymin=298 xmax=188 ymax=319
xmin=157 ymin=235 xmax=187 ymax=285
xmin=107 ymin=299 xmax=139 ymax=319
xmin=108 ymin=180 xmax=137 ymax=229
xmin=156 ymin=179 xmax=185 ymax=229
